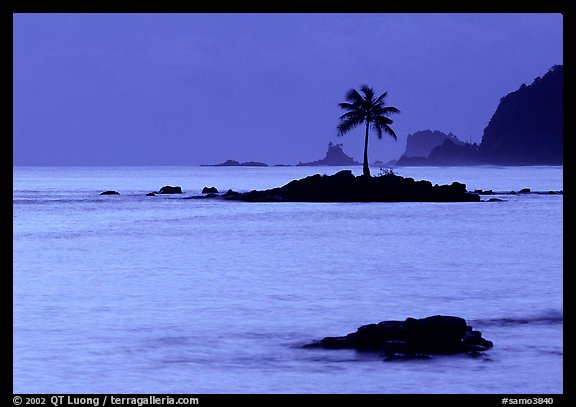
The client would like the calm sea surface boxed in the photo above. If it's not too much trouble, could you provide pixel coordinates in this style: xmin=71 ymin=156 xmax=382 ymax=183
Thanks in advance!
xmin=13 ymin=166 xmax=563 ymax=394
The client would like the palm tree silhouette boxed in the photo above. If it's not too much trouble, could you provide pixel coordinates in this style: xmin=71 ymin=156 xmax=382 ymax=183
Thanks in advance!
xmin=337 ymin=85 xmax=400 ymax=177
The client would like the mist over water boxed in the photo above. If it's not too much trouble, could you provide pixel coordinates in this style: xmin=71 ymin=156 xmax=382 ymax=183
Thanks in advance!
xmin=13 ymin=166 xmax=563 ymax=393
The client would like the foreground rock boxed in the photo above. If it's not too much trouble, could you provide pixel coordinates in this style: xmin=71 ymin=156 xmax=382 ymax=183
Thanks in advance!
xmin=225 ymin=170 xmax=480 ymax=202
xmin=304 ymin=315 xmax=493 ymax=360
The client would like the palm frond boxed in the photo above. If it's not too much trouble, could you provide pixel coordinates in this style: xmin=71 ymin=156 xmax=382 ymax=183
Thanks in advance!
xmin=360 ymin=85 xmax=375 ymax=102
xmin=338 ymin=111 xmax=364 ymax=121
xmin=337 ymin=85 xmax=399 ymax=140
xmin=373 ymin=91 xmax=388 ymax=106
xmin=337 ymin=116 xmax=364 ymax=136
xmin=338 ymin=102 xmax=358 ymax=111
xmin=344 ymin=88 xmax=365 ymax=105
xmin=373 ymin=105 xmax=400 ymax=116
xmin=373 ymin=116 xmax=397 ymax=140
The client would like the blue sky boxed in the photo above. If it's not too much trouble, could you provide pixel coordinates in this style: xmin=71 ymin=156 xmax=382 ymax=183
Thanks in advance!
xmin=13 ymin=13 xmax=563 ymax=165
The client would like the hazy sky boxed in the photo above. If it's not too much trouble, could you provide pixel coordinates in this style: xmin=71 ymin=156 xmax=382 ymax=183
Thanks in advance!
xmin=13 ymin=13 xmax=563 ymax=166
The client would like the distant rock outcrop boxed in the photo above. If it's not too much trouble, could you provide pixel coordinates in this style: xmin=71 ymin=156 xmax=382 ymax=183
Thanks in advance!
xmin=203 ymin=160 xmax=268 ymax=167
xmin=480 ymin=65 xmax=563 ymax=164
xmin=402 ymin=130 xmax=464 ymax=158
xmin=426 ymin=139 xmax=483 ymax=165
xmin=396 ymin=130 xmax=479 ymax=166
xmin=304 ymin=315 xmax=493 ymax=360
xmin=297 ymin=143 xmax=361 ymax=166
xmin=100 ymin=190 xmax=119 ymax=195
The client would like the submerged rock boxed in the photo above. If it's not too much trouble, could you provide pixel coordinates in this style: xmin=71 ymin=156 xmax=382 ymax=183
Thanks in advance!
xmin=304 ymin=315 xmax=493 ymax=360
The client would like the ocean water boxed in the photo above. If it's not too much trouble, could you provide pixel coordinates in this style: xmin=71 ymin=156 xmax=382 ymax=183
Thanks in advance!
xmin=13 ymin=165 xmax=563 ymax=394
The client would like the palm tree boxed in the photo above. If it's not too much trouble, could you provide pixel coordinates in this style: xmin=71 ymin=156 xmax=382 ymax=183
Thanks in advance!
xmin=337 ymin=85 xmax=400 ymax=177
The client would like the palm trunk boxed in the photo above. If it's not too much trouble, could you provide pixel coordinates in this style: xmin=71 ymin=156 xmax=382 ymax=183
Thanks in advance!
xmin=363 ymin=121 xmax=371 ymax=177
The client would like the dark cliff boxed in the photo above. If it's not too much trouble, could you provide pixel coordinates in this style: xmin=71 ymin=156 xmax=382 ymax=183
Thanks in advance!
xmin=396 ymin=65 xmax=563 ymax=166
xmin=480 ymin=65 xmax=563 ymax=165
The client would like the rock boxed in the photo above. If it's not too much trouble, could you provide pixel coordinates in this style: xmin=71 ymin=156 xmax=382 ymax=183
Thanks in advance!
xmin=397 ymin=131 xmax=482 ymax=167
xmin=404 ymin=315 xmax=467 ymax=354
xmin=304 ymin=315 xmax=493 ymax=360
xmin=308 ymin=335 xmax=354 ymax=350
xmin=241 ymin=161 xmax=269 ymax=167
xmin=474 ymin=189 xmax=494 ymax=195
xmin=100 ymin=191 xmax=119 ymax=195
xmin=354 ymin=320 xmax=407 ymax=350
xmin=225 ymin=170 xmax=480 ymax=202
xmin=518 ymin=188 xmax=531 ymax=194
xmin=461 ymin=329 xmax=494 ymax=351
xmin=146 ymin=192 xmax=156 ymax=196
xmin=400 ymin=130 xmax=464 ymax=160
xmin=480 ymin=65 xmax=563 ymax=165
xmin=297 ymin=142 xmax=361 ymax=166
xmin=158 ymin=186 xmax=182 ymax=194
xmin=487 ymin=198 xmax=505 ymax=202
xmin=223 ymin=189 xmax=238 ymax=197
xmin=204 ymin=159 xmax=268 ymax=167
xmin=186 ymin=188 xmax=238 ymax=200
xmin=395 ymin=65 xmax=563 ymax=166
xmin=426 ymin=139 xmax=483 ymax=165
xmin=202 ymin=186 xmax=219 ymax=194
